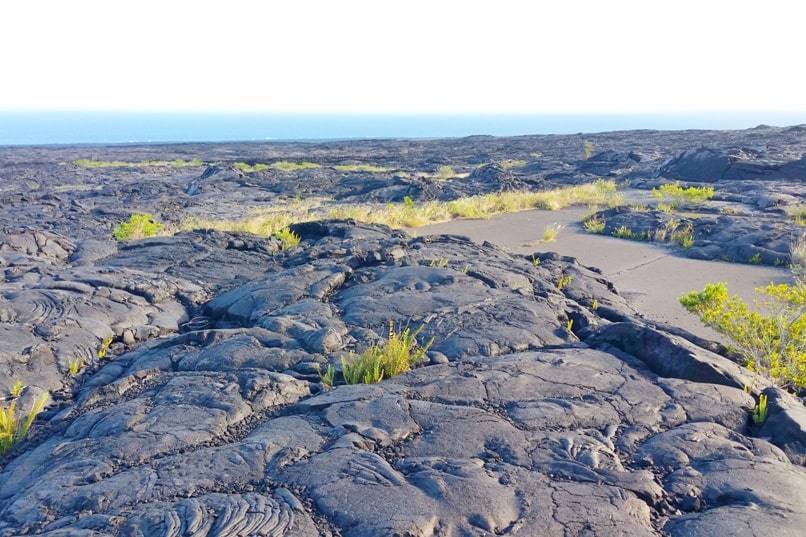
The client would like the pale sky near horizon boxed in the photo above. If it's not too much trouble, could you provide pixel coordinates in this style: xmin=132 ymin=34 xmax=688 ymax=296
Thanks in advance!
xmin=2 ymin=1 xmax=803 ymax=114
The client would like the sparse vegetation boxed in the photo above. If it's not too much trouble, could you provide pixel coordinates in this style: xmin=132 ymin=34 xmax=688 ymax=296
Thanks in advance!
xmin=582 ymin=215 xmax=606 ymax=234
xmin=557 ymin=274 xmax=573 ymax=290
xmin=495 ymin=159 xmax=528 ymax=170
xmin=73 ymin=158 xmax=204 ymax=168
xmin=541 ymin=223 xmax=565 ymax=242
xmin=652 ymin=181 xmax=715 ymax=208
xmin=334 ymin=163 xmax=392 ymax=173
xmin=437 ymin=165 xmax=456 ymax=179
xmin=612 ymin=225 xmax=634 ymax=239
xmin=583 ymin=140 xmax=595 ymax=159
xmin=67 ymin=357 xmax=84 ymax=376
xmin=337 ymin=322 xmax=433 ymax=385
xmin=680 ymin=281 xmax=806 ymax=390
xmin=1 ymin=389 xmax=48 ymax=457
xmin=274 ymin=227 xmax=301 ymax=250
xmin=671 ymin=223 xmax=695 ymax=249
xmin=113 ymin=214 xmax=164 ymax=241
xmin=791 ymin=233 xmax=806 ymax=280
xmin=752 ymin=393 xmax=769 ymax=425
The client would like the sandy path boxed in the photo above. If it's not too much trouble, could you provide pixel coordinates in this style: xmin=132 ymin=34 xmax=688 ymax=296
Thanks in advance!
xmin=419 ymin=208 xmax=794 ymax=342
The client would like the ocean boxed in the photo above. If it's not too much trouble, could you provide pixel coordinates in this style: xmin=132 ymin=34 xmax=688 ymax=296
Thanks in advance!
xmin=2 ymin=110 xmax=805 ymax=146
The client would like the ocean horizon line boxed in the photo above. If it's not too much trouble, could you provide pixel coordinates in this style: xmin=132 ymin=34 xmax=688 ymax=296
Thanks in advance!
xmin=2 ymin=110 xmax=806 ymax=147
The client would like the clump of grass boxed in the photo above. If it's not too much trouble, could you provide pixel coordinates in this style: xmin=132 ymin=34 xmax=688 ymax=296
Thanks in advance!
xmin=113 ymin=214 xmax=164 ymax=241
xmin=338 ymin=322 xmax=433 ymax=385
xmin=557 ymin=274 xmax=573 ymax=290
xmin=272 ymin=161 xmax=321 ymax=172
xmin=652 ymin=181 xmax=714 ymax=208
xmin=495 ymin=159 xmax=528 ymax=170
xmin=582 ymin=215 xmax=606 ymax=234
xmin=334 ymin=163 xmax=392 ymax=173
xmin=671 ymin=223 xmax=695 ymax=248
xmin=437 ymin=165 xmax=456 ymax=179
xmin=74 ymin=159 xmax=204 ymax=168
xmin=612 ymin=225 xmax=634 ymax=239
xmin=67 ymin=357 xmax=84 ymax=376
xmin=541 ymin=223 xmax=565 ymax=242
xmin=791 ymin=233 xmax=806 ymax=280
xmin=1 ymin=389 xmax=48 ymax=457
xmin=274 ymin=227 xmax=301 ymax=250
xmin=789 ymin=207 xmax=806 ymax=226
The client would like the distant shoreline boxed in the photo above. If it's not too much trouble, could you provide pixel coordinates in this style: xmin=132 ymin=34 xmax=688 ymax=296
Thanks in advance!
xmin=2 ymin=110 xmax=806 ymax=146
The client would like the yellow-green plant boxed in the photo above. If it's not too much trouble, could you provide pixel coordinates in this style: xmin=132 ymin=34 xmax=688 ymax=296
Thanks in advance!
xmin=316 ymin=364 xmax=336 ymax=387
xmin=1 ymin=391 xmax=48 ymax=457
xmin=340 ymin=323 xmax=433 ymax=385
xmin=271 ymin=161 xmax=321 ymax=172
xmin=437 ymin=165 xmax=456 ymax=179
xmin=583 ymin=140 xmax=595 ymax=159
xmin=671 ymin=223 xmax=695 ymax=248
xmin=680 ymin=281 xmax=806 ymax=389
xmin=582 ymin=215 xmax=606 ymax=234
xmin=98 ymin=337 xmax=112 ymax=359
xmin=274 ymin=228 xmax=301 ymax=250
xmin=557 ymin=274 xmax=573 ymax=290
xmin=612 ymin=225 xmax=634 ymax=239
xmin=752 ymin=393 xmax=769 ymax=425
xmin=542 ymin=223 xmax=565 ymax=242
xmin=113 ymin=214 xmax=164 ymax=241
xmin=652 ymin=181 xmax=714 ymax=208
xmin=67 ymin=357 xmax=84 ymax=376
xmin=334 ymin=163 xmax=391 ymax=173
xmin=73 ymin=158 xmax=203 ymax=168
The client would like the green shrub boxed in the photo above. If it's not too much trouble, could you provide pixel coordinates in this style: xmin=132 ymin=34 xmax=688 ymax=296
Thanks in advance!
xmin=339 ymin=322 xmax=433 ymax=385
xmin=1 ymin=390 xmax=48 ymax=457
xmin=612 ymin=225 xmax=634 ymax=239
xmin=652 ymin=181 xmax=714 ymax=208
xmin=334 ymin=163 xmax=391 ymax=173
xmin=680 ymin=281 xmax=806 ymax=389
xmin=274 ymin=227 xmax=301 ymax=250
xmin=582 ymin=215 xmax=606 ymax=234
xmin=113 ymin=214 xmax=164 ymax=241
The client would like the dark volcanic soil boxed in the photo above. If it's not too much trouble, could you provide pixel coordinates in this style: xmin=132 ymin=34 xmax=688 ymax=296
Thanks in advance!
xmin=1 ymin=126 xmax=805 ymax=536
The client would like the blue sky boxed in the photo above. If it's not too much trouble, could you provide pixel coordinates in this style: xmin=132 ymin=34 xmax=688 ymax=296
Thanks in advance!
xmin=2 ymin=1 xmax=803 ymax=114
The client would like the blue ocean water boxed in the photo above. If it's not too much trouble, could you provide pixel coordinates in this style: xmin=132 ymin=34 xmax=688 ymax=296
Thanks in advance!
xmin=1 ymin=110 xmax=805 ymax=146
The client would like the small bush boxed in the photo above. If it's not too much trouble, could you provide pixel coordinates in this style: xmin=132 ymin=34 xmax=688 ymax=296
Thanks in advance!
xmin=652 ymin=181 xmax=714 ymax=208
xmin=339 ymin=322 xmax=433 ymax=385
xmin=437 ymin=165 xmax=456 ymax=179
xmin=1 ymin=391 xmax=48 ymax=457
xmin=582 ymin=215 xmax=606 ymax=234
xmin=542 ymin=223 xmax=564 ymax=242
xmin=680 ymin=281 xmax=806 ymax=389
xmin=274 ymin=228 xmax=301 ymax=250
xmin=334 ymin=163 xmax=391 ymax=173
xmin=113 ymin=214 xmax=164 ymax=241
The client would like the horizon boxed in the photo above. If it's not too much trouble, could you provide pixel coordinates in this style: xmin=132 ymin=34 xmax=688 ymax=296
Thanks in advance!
xmin=3 ymin=110 xmax=806 ymax=147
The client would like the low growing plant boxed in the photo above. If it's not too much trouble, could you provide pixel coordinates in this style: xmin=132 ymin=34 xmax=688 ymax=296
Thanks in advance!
xmin=752 ymin=393 xmax=769 ymax=425
xmin=339 ymin=322 xmax=433 ymax=385
xmin=582 ymin=215 xmax=606 ymax=234
xmin=113 ymin=214 xmax=164 ymax=241
xmin=652 ymin=181 xmax=714 ymax=208
xmin=1 ymin=390 xmax=48 ymax=457
xmin=542 ymin=223 xmax=565 ymax=242
xmin=274 ymin=228 xmax=301 ymax=250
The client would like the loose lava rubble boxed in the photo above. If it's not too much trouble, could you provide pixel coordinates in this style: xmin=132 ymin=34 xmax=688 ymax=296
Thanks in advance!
xmin=1 ymin=126 xmax=805 ymax=535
